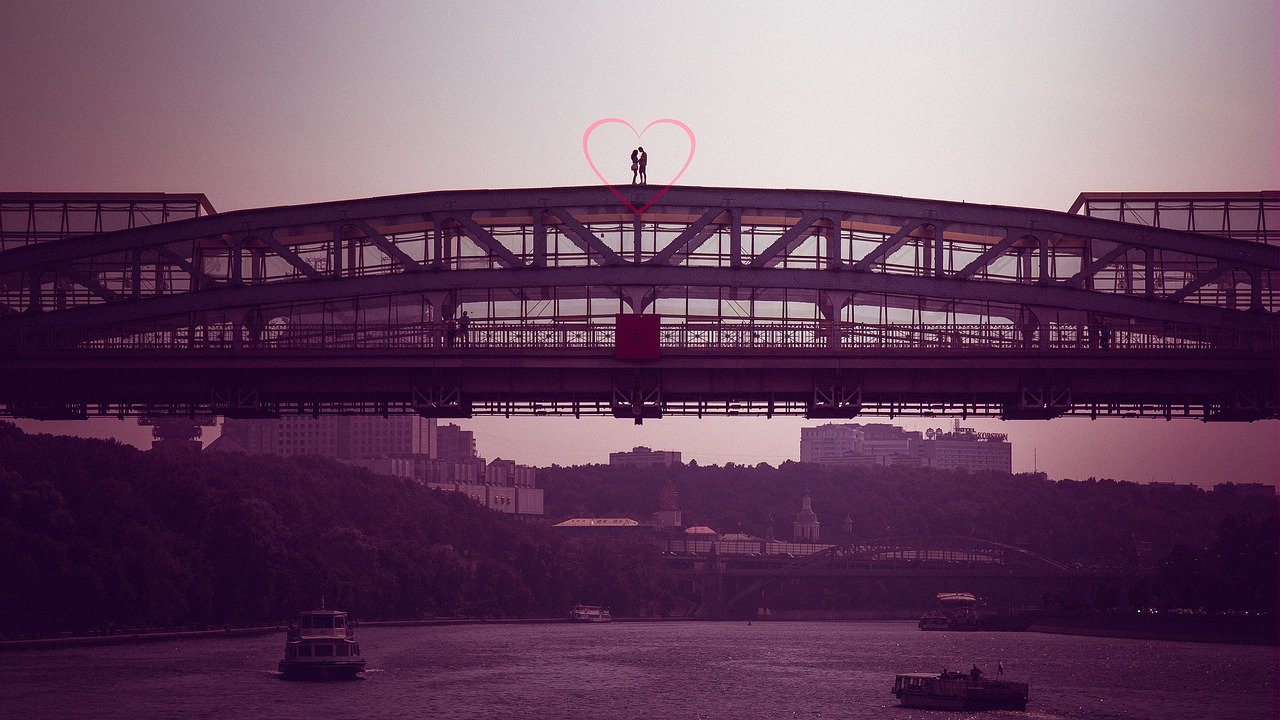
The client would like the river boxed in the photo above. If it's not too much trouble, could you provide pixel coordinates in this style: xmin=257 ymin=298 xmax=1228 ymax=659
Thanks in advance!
xmin=0 ymin=621 xmax=1273 ymax=719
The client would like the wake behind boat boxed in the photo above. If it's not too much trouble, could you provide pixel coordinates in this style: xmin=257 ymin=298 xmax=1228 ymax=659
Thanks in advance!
xmin=278 ymin=609 xmax=366 ymax=680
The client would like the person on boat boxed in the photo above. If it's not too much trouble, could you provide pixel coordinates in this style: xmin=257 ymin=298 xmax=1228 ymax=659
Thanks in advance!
xmin=970 ymin=665 xmax=983 ymax=681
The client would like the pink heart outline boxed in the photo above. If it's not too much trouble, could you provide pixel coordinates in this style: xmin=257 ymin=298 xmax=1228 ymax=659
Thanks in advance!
xmin=582 ymin=118 xmax=696 ymax=214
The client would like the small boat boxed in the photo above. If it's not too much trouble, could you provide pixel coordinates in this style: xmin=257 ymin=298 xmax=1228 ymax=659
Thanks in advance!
xmin=568 ymin=604 xmax=611 ymax=622
xmin=278 ymin=609 xmax=366 ymax=680
xmin=892 ymin=668 xmax=1029 ymax=712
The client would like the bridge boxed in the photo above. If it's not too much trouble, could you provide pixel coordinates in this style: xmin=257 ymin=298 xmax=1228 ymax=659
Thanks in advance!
xmin=0 ymin=187 xmax=1275 ymax=422
xmin=658 ymin=535 xmax=1122 ymax=618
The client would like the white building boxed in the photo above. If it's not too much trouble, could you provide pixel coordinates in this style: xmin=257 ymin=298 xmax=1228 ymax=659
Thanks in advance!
xmin=609 ymin=446 xmax=682 ymax=466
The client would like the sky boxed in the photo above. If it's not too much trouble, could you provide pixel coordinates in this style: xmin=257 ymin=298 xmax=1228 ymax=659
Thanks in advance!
xmin=2 ymin=0 xmax=1276 ymax=487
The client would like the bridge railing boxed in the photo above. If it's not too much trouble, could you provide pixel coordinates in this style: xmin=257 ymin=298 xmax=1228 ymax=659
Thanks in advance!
xmin=6 ymin=319 xmax=1274 ymax=354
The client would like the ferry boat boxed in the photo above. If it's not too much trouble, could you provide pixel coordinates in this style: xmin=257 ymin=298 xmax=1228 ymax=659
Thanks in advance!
xmin=892 ymin=668 xmax=1029 ymax=712
xmin=568 ymin=604 xmax=611 ymax=622
xmin=918 ymin=592 xmax=981 ymax=630
xmin=278 ymin=609 xmax=366 ymax=680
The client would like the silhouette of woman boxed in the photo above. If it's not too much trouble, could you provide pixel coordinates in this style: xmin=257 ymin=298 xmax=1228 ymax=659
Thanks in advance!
xmin=630 ymin=148 xmax=640 ymax=185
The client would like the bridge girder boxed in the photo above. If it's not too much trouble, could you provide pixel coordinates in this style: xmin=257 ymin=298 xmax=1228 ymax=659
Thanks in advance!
xmin=712 ymin=536 xmax=1112 ymax=613
xmin=1 ymin=186 xmax=1275 ymax=327
xmin=2 ymin=187 xmax=1276 ymax=421
xmin=0 ymin=263 xmax=1270 ymax=333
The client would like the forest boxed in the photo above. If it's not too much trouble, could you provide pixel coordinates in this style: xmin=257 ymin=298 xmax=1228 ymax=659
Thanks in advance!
xmin=540 ymin=461 xmax=1277 ymax=616
xmin=0 ymin=423 xmax=671 ymax=638
xmin=0 ymin=421 xmax=1275 ymax=638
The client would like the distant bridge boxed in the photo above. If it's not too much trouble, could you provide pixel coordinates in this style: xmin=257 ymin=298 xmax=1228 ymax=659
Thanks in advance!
xmin=659 ymin=535 xmax=1123 ymax=618
xmin=0 ymin=187 xmax=1275 ymax=421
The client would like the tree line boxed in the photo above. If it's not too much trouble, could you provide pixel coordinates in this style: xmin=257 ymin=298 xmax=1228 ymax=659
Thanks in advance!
xmin=1 ymin=422 xmax=1274 ymax=637
xmin=0 ymin=423 xmax=670 ymax=638
xmin=538 ymin=460 xmax=1278 ymax=613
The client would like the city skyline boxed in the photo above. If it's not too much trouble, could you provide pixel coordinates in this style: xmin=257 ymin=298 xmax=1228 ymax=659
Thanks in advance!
xmin=2 ymin=0 xmax=1275 ymax=488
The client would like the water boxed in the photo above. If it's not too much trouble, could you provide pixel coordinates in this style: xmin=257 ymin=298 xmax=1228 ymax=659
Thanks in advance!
xmin=0 ymin=621 xmax=1274 ymax=719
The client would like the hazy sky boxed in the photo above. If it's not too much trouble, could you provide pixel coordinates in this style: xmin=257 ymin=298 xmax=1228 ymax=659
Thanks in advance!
xmin=2 ymin=1 xmax=1276 ymax=486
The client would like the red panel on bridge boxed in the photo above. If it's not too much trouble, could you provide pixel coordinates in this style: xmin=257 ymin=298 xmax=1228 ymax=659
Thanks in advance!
xmin=615 ymin=314 xmax=660 ymax=360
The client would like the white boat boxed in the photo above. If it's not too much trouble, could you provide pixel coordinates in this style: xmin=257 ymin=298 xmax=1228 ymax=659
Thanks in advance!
xmin=918 ymin=592 xmax=981 ymax=630
xmin=278 ymin=609 xmax=366 ymax=680
xmin=568 ymin=604 xmax=612 ymax=622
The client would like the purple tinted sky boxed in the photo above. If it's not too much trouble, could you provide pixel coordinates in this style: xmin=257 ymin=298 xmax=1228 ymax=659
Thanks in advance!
xmin=2 ymin=1 xmax=1275 ymax=486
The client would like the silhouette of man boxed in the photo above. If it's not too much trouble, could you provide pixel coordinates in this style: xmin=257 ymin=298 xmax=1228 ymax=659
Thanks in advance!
xmin=458 ymin=310 xmax=471 ymax=346
xmin=638 ymin=146 xmax=647 ymax=184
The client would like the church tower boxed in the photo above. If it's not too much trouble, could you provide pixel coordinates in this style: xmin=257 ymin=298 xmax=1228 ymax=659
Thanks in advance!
xmin=654 ymin=476 xmax=683 ymax=529
xmin=793 ymin=491 xmax=820 ymax=542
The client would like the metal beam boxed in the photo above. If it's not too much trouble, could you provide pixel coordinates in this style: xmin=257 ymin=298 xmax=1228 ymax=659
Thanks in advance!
xmin=953 ymin=229 xmax=1027 ymax=280
xmin=748 ymin=211 xmax=825 ymax=268
xmin=58 ymin=266 xmax=117 ymax=302
xmin=2 ymin=186 xmax=1274 ymax=275
xmin=649 ymin=206 xmax=726 ymax=265
xmin=1068 ymin=242 xmax=1135 ymax=288
xmin=851 ymin=220 xmax=926 ymax=271
xmin=347 ymin=219 xmax=424 ymax=272
xmin=544 ymin=206 xmax=624 ymax=265
xmin=252 ymin=231 xmax=326 ymax=281
xmin=4 ymin=263 xmax=1273 ymax=333
xmin=443 ymin=214 xmax=523 ymax=268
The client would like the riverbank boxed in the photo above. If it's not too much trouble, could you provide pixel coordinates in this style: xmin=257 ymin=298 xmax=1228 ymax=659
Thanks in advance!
xmin=0 ymin=615 xmax=700 ymax=651
xmin=1026 ymin=611 xmax=1277 ymax=646
xmin=0 ymin=625 xmax=284 ymax=651
xmin=4 ymin=611 xmax=1272 ymax=651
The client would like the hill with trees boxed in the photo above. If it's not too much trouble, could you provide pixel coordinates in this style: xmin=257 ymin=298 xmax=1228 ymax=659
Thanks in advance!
xmin=1 ymin=422 xmax=1273 ymax=638
xmin=0 ymin=422 xmax=670 ymax=639
xmin=539 ymin=461 xmax=1278 ymax=613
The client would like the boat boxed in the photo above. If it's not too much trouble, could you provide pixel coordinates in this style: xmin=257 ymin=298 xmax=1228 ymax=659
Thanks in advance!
xmin=568 ymin=604 xmax=611 ymax=622
xmin=278 ymin=609 xmax=366 ymax=680
xmin=891 ymin=668 xmax=1029 ymax=712
xmin=917 ymin=612 xmax=951 ymax=630
xmin=918 ymin=592 xmax=981 ymax=630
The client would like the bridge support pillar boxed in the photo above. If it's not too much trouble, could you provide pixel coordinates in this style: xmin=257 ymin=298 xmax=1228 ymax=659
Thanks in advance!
xmin=808 ymin=375 xmax=862 ymax=418
xmin=818 ymin=290 xmax=854 ymax=350
xmin=611 ymin=376 xmax=662 ymax=424
xmin=1002 ymin=379 xmax=1070 ymax=419
xmin=412 ymin=382 xmax=472 ymax=418
xmin=211 ymin=386 xmax=279 ymax=419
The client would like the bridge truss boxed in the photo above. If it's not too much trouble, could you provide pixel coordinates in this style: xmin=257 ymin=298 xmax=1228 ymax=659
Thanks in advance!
xmin=659 ymin=535 xmax=1118 ymax=616
xmin=0 ymin=187 xmax=1275 ymax=421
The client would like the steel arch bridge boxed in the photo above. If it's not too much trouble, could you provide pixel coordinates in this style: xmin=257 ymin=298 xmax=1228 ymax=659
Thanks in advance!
xmin=675 ymin=535 xmax=1112 ymax=616
xmin=0 ymin=186 xmax=1275 ymax=421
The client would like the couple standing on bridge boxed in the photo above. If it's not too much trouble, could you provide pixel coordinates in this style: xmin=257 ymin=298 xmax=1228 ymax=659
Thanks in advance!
xmin=630 ymin=147 xmax=647 ymax=185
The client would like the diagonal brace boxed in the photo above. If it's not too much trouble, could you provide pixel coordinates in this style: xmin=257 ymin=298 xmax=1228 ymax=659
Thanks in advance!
xmin=155 ymin=245 xmax=214 ymax=288
xmin=254 ymin=231 xmax=326 ymax=280
xmin=447 ymin=215 xmax=524 ymax=268
xmin=851 ymin=220 xmax=926 ymax=271
xmin=1068 ymin=243 xmax=1135 ymax=288
xmin=749 ymin=211 xmax=825 ymax=268
xmin=58 ymin=265 xmax=118 ymax=301
xmin=348 ymin=219 xmax=425 ymax=272
xmin=650 ymin=207 xmax=727 ymax=265
xmin=954 ymin=229 xmax=1027 ymax=279
xmin=1168 ymin=263 xmax=1229 ymax=302
xmin=545 ymin=207 xmax=624 ymax=265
